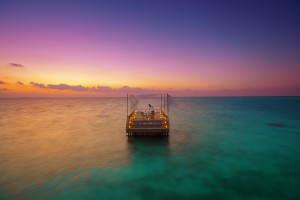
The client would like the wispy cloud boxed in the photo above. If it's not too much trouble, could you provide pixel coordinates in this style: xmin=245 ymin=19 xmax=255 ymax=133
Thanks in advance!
xmin=27 ymin=81 xmax=300 ymax=96
xmin=90 ymin=86 xmax=113 ymax=92
xmin=30 ymin=82 xmax=46 ymax=88
xmin=29 ymin=82 xmax=158 ymax=93
xmin=47 ymin=84 xmax=88 ymax=91
xmin=16 ymin=81 xmax=24 ymax=85
xmin=0 ymin=81 xmax=6 ymax=84
xmin=135 ymin=94 xmax=161 ymax=97
xmin=9 ymin=63 xmax=24 ymax=68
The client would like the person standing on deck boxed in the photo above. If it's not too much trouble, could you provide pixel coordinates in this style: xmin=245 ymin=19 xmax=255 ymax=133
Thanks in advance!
xmin=149 ymin=104 xmax=154 ymax=111
xmin=149 ymin=104 xmax=155 ymax=119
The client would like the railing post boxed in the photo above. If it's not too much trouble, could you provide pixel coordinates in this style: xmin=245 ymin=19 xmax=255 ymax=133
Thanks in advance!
xmin=164 ymin=94 xmax=166 ymax=112
xmin=167 ymin=93 xmax=169 ymax=116
xmin=161 ymin=94 xmax=162 ymax=111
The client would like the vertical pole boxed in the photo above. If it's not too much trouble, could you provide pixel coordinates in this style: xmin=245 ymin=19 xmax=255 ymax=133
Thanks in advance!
xmin=161 ymin=94 xmax=162 ymax=111
xmin=130 ymin=94 xmax=132 ymax=113
xmin=127 ymin=93 xmax=128 ymax=117
xmin=164 ymin=94 xmax=165 ymax=112
xmin=167 ymin=93 xmax=169 ymax=116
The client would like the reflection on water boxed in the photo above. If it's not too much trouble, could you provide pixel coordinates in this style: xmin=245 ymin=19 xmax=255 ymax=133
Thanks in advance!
xmin=127 ymin=136 xmax=170 ymax=158
xmin=0 ymin=98 xmax=131 ymax=199
xmin=1 ymin=97 xmax=300 ymax=199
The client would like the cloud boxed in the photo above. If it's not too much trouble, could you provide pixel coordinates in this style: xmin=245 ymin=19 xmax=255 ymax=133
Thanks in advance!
xmin=135 ymin=94 xmax=161 ymax=97
xmin=0 ymin=88 xmax=8 ymax=91
xmin=9 ymin=63 xmax=24 ymax=68
xmin=16 ymin=81 xmax=24 ymax=85
xmin=0 ymin=81 xmax=6 ymax=84
xmin=117 ymin=86 xmax=157 ymax=93
xmin=30 ymin=82 xmax=46 ymax=88
xmin=90 ymin=85 xmax=156 ymax=93
xmin=29 ymin=82 xmax=159 ymax=94
xmin=47 ymin=84 xmax=88 ymax=91
xmin=91 ymin=86 xmax=113 ymax=92
xmin=14 ymin=81 xmax=300 ymax=96
xmin=31 ymin=82 xmax=92 ymax=93
xmin=120 ymin=86 xmax=131 ymax=91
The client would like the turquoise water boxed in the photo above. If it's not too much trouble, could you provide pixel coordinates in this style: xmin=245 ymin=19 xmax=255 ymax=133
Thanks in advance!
xmin=0 ymin=97 xmax=300 ymax=199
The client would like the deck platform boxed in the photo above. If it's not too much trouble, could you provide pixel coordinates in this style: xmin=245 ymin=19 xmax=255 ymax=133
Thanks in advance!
xmin=126 ymin=110 xmax=170 ymax=136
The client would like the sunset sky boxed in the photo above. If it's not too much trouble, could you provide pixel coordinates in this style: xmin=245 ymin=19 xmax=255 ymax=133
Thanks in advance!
xmin=1 ymin=0 xmax=300 ymax=97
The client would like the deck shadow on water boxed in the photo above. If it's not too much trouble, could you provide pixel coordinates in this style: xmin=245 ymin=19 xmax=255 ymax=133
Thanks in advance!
xmin=127 ymin=136 xmax=169 ymax=158
xmin=127 ymin=136 xmax=169 ymax=148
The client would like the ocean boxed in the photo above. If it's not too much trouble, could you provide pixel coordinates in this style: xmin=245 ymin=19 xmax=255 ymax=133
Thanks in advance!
xmin=0 ymin=97 xmax=300 ymax=200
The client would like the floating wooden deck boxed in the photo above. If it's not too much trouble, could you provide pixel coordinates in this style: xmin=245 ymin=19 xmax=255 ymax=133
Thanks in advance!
xmin=126 ymin=110 xmax=170 ymax=136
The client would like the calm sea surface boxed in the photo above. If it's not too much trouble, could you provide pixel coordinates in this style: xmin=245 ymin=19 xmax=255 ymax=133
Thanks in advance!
xmin=0 ymin=97 xmax=300 ymax=200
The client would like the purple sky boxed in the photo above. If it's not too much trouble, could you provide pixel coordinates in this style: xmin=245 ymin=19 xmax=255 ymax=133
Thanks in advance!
xmin=0 ymin=0 xmax=300 ymax=96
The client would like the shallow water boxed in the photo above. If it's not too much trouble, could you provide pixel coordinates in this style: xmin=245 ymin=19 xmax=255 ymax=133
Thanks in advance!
xmin=0 ymin=97 xmax=300 ymax=199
